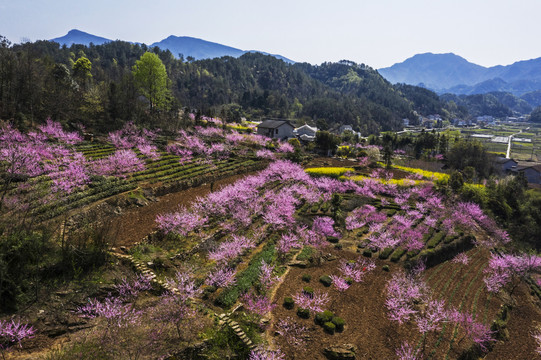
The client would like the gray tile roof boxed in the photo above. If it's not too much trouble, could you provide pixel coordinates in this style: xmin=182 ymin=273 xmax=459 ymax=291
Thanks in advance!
xmin=495 ymin=157 xmax=516 ymax=164
xmin=257 ymin=120 xmax=294 ymax=129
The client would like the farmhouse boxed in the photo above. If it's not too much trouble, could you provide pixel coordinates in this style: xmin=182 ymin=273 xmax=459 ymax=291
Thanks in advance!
xmin=494 ymin=157 xmax=518 ymax=174
xmin=294 ymin=124 xmax=317 ymax=142
xmin=256 ymin=120 xmax=295 ymax=140
xmin=513 ymin=164 xmax=541 ymax=184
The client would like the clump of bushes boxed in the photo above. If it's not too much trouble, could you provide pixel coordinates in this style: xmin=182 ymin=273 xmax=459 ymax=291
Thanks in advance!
xmin=332 ymin=317 xmax=345 ymax=332
xmin=315 ymin=310 xmax=334 ymax=325
xmin=379 ymin=247 xmax=394 ymax=260
xmin=283 ymin=297 xmax=294 ymax=309
xmin=323 ymin=322 xmax=336 ymax=334
xmin=302 ymin=286 xmax=314 ymax=296
xmin=315 ymin=311 xmax=346 ymax=334
xmin=297 ymin=308 xmax=310 ymax=319
xmin=319 ymin=275 xmax=333 ymax=287
xmin=390 ymin=248 xmax=407 ymax=262
xmin=302 ymin=274 xmax=311 ymax=282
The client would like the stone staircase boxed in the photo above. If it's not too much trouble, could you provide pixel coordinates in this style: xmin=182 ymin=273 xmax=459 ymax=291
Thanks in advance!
xmin=217 ymin=313 xmax=256 ymax=350
xmin=110 ymin=250 xmax=256 ymax=352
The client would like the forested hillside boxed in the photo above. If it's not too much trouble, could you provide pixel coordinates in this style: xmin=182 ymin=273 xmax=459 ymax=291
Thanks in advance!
xmin=0 ymin=37 xmax=440 ymax=134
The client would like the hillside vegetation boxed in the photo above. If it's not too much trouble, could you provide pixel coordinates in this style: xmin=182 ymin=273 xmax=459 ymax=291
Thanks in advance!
xmin=1 ymin=120 xmax=540 ymax=359
xmin=0 ymin=36 xmax=450 ymax=134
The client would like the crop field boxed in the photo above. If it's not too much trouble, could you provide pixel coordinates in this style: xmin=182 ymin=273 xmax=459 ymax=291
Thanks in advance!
xmin=446 ymin=124 xmax=541 ymax=161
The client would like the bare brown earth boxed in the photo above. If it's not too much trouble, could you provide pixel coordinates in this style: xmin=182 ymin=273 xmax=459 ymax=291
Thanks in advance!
xmin=110 ymin=172 xmax=257 ymax=246
xmin=485 ymin=282 xmax=541 ymax=360
xmin=271 ymin=249 xmax=405 ymax=360
xmin=270 ymin=246 xmax=541 ymax=360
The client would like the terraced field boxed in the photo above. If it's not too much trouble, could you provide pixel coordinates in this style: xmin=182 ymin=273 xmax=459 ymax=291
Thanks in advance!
xmin=5 ymin=142 xmax=266 ymax=222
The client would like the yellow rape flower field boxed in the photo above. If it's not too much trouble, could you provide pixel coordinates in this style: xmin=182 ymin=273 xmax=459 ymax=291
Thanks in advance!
xmin=304 ymin=167 xmax=355 ymax=178
xmin=391 ymin=165 xmax=450 ymax=181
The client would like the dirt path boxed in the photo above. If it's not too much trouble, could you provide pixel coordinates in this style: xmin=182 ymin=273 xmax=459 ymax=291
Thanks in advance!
xmin=110 ymin=172 xmax=257 ymax=247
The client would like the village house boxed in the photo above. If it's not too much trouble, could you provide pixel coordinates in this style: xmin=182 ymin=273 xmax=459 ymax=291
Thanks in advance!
xmin=256 ymin=120 xmax=295 ymax=140
xmin=338 ymin=124 xmax=362 ymax=138
xmin=494 ymin=157 xmax=518 ymax=174
xmin=294 ymin=124 xmax=318 ymax=142
xmin=513 ymin=164 xmax=541 ymax=184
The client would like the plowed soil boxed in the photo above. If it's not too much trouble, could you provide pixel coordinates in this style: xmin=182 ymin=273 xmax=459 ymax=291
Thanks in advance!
xmin=110 ymin=172 xmax=256 ymax=246
xmin=270 ymin=247 xmax=541 ymax=360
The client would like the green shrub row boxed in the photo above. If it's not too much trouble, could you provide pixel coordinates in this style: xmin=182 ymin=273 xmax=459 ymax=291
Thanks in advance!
xmin=390 ymin=247 xmax=407 ymax=262
xmin=426 ymin=230 xmax=446 ymax=249
xmin=378 ymin=247 xmax=394 ymax=260
xmin=215 ymin=243 xmax=276 ymax=309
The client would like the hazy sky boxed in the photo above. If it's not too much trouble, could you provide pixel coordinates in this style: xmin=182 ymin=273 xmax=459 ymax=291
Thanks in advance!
xmin=1 ymin=0 xmax=540 ymax=68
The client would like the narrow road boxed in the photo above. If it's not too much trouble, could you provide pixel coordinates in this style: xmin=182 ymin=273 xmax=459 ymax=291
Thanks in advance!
xmin=506 ymin=130 xmax=521 ymax=159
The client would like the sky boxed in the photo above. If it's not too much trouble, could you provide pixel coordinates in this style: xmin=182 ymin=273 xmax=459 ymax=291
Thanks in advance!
xmin=1 ymin=0 xmax=541 ymax=69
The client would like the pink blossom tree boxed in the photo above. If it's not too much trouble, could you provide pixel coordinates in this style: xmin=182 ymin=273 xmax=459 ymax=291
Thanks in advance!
xmin=92 ymin=149 xmax=145 ymax=177
xmin=385 ymin=270 xmax=428 ymax=324
xmin=248 ymin=347 xmax=285 ymax=360
xmin=242 ymin=292 xmax=276 ymax=317
xmin=205 ymin=266 xmax=236 ymax=288
xmin=483 ymin=253 xmax=541 ymax=294
xmin=115 ymin=274 xmax=152 ymax=301
xmin=0 ymin=319 xmax=35 ymax=359
xmin=208 ymin=235 xmax=255 ymax=264
xmin=155 ymin=207 xmax=208 ymax=236
xmin=312 ymin=216 xmax=340 ymax=238
xmin=448 ymin=309 xmax=495 ymax=352
xmin=259 ymin=260 xmax=279 ymax=290
xmin=275 ymin=317 xmax=308 ymax=348
xmin=329 ymin=275 xmax=350 ymax=292
xmin=292 ymin=289 xmax=329 ymax=312
xmin=395 ymin=341 xmax=423 ymax=360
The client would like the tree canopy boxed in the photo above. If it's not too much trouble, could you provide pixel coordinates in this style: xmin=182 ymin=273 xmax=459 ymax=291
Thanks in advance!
xmin=530 ymin=106 xmax=541 ymax=123
xmin=446 ymin=139 xmax=492 ymax=178
xmin=132 ymin=52 xmax=170 ymax=111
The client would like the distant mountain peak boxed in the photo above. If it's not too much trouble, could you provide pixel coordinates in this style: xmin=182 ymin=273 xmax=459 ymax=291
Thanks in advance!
xmin=66 ymin=29 xmax=87 ymax=35
xmin=379 ymin=52 xmax=541 ymax=97
xmin=51 ymin=29 xmax=112 ymax=46
xmin=49 ymin=30 xmax=293 ymax=63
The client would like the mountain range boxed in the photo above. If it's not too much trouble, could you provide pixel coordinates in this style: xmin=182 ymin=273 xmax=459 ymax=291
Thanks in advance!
xmin=50 ymin=29 xmax=293 ymax=63
xmin=378 ymin=53 xmax=541 ymax=97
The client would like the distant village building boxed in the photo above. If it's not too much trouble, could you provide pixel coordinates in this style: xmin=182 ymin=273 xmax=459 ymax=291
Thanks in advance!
xmin=339 ymin=124 xmax=353 ymax=133
xmin=494 ymin=157 xmax=518 ymax=174
xmin=513 ymin=164 xmax=541 ymax=184
xmin=256 ymin=120 xmax=295 ymax=139
xmin=513 ymin=137 xmax=532 ymax=143
xmin=476 ymin=115 xmax=494 ymax=123
xmin=294 ymin=124 xmax=317 ymax=142
xmin=338 ymin=124 xmax=361 ymax=138
xmin=471 ymin=134 xmax=493 ymax=139
xmin=491 ymin=136 xmax=509 ymax=144
xmin=402 ymin=118 xmax=410 ymax=127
